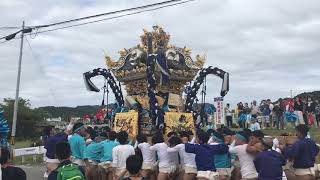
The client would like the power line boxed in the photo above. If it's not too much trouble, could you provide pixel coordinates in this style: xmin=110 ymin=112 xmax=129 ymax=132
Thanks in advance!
xmin=0 ymin=0 xmax=196 ymax=41
xmin=28 ymin=0 xmax=196 ymax=36
xmin=0 ymin=30 xmax=21 ymax=40
xmin=0 ymin=27 xmax=21 ymax=30
xmin=32 ymin=0 xmax=184 ymax=28
xmin=0 ymin=28 xmax=32 ymax=41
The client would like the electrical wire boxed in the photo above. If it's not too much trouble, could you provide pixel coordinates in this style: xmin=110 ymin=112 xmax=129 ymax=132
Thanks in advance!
xmin=32 ymin=0 xmax=184 ymax=28
xmin=29 ymin=28 xmax=39 ymax=39
xmin=0 ymin=0 xmax=196 ymax=41
xmin=0 ymin=27 xmax=21 ymax=30
xmin=0 ymin=30 xmax=23 ymax=40
xmin=28 ymin=0 xmax=195 ymax=36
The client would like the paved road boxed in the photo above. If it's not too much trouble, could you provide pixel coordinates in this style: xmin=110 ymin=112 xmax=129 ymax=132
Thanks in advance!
xmin=19 ymin=165 xmax=46 ymax=180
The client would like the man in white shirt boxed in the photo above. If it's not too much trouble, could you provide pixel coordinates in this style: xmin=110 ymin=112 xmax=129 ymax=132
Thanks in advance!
xmin=167 ymin=131 xmax=197 ymax=180
xmin=229 ymin=131 xmax=258 ymax=180
xmin=136 ymin=134 xmax=157 ymax=179
xmin=112 ymin=131 xmax=135 ymax=179
xmin=150 ymin=133 xmax=179 ymax=180
xmin=251 ymin=101 xmax=260 ymax=118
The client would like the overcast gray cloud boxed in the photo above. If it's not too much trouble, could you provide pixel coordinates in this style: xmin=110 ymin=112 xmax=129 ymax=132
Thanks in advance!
xmin=0 ymin=0 xmax=320 ymax=108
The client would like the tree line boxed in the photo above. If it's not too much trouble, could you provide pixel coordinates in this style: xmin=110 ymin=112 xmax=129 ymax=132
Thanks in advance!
xmin=0 ymin=98 xmax=104 ymax=138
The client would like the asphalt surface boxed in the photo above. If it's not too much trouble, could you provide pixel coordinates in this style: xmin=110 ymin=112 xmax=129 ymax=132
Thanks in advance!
xmin=19 ymin=165 xmax=46 ymax=180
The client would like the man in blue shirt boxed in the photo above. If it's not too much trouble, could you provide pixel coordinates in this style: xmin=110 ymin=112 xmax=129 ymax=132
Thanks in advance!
xmin=43 ymin=126 xmax=68 ymax=177
xmin=85 ymin=135 xmax=106 ymax=180
xmin=68 ymin=122 xmax=87 ymax=167
xmin=283 ymin=124 xmax=319 ymax=179
xmin=185 ymin=130 xmax=229 ymax=180
xmin=98 ymin=131 xmax=119 ymax=180
xmin=44 ymin=130 xmax=68 ymax=177
xmin=254 ymin=137 xmax=286 ymax=180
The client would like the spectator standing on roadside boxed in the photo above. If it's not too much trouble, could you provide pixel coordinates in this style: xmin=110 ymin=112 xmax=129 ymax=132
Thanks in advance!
xmin=244 ymin=103 xmax=251 ymax=128
xmin=250 ymin=100 xmax=260 ymax=119
xmin=306 ymin=98 xmax=316 ymax=127
xmin=267 ymin=99 xmax=274 ymax=127
xmin=225 ymin=103 xmax=233 ymax=128
xmin=237 ymin=102 xmax=245 ymax=128
xmin=294 ymin=97 xmax=305 ymax=125
xmin=302 ymin=98 xmax=309 ymax=126
xmin=273 ymin=101 xmax=285 ymax=130
xmin=261 ymin=100 xmax=271 ymax=129
xmin=315 ymin=99 xmax=320 ymax=128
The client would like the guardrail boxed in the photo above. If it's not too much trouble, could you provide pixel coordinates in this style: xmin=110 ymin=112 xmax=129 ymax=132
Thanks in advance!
xmin=13 ymin=146 xmax=46 ymax=163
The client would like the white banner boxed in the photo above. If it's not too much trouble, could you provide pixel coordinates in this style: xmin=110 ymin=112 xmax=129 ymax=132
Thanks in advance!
xmin=13 ymin=146 xmax=45 ymax=157
xmin=214 ymin=97 xmax=224 ymax=125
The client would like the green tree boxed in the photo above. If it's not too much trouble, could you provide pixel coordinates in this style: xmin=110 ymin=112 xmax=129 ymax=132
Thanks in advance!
xmin=0 ymin=98 xmax=46 ymax=138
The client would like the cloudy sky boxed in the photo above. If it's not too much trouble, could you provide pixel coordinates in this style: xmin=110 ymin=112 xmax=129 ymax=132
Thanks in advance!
xmin=0 ymin=0 xmax=320 ymax=108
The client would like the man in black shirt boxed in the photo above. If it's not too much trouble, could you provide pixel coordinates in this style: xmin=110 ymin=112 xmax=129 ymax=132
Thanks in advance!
xmin=1 ymin=148 xmax=26 ymax=180
xmin=273 ymin=103 xmax=284 ymax=130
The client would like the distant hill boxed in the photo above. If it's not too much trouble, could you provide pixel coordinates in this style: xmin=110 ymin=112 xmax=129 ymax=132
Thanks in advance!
xmin=37 ymin=102 xmax=217 ymax=121
xmin=296 ymin=91 xmax=320 ymax=100
xmin=273 ymin=90 xmax=320 ymax=103
xmin=38 ymin=104 xmax=117 ymax=121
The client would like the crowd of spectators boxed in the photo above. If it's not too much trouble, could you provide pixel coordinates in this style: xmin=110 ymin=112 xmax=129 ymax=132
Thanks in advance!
xmin=232 ymin=97 xmax=320 ymax=130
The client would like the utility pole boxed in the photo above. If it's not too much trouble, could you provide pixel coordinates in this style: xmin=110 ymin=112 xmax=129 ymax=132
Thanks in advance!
xmin=290 ymin=89 xmax=293 ymax=98
xmin=11 ymin=21 xmax=25 ymax=147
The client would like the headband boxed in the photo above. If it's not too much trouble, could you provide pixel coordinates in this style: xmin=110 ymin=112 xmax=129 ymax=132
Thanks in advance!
xmin=212 ymin=135 xmax=224 ymax=143
xmin=94 ymin=136 xmax=107 ymax=141
xmin=236 ymin=133 xmax=247 ymax=142
xmin=74 ymin=125 xmax=84 ymax=133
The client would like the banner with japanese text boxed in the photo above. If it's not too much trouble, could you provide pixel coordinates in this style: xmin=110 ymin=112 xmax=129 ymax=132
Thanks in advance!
xmin=214 ymin=97 xmax=224 ymax=125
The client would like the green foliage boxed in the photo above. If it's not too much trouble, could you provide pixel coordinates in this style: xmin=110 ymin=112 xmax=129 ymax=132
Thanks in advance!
xmin=38 ymin=103 xmax=117 ymax=121
xmin=0 ymin=98 xmax=46 ymax=138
